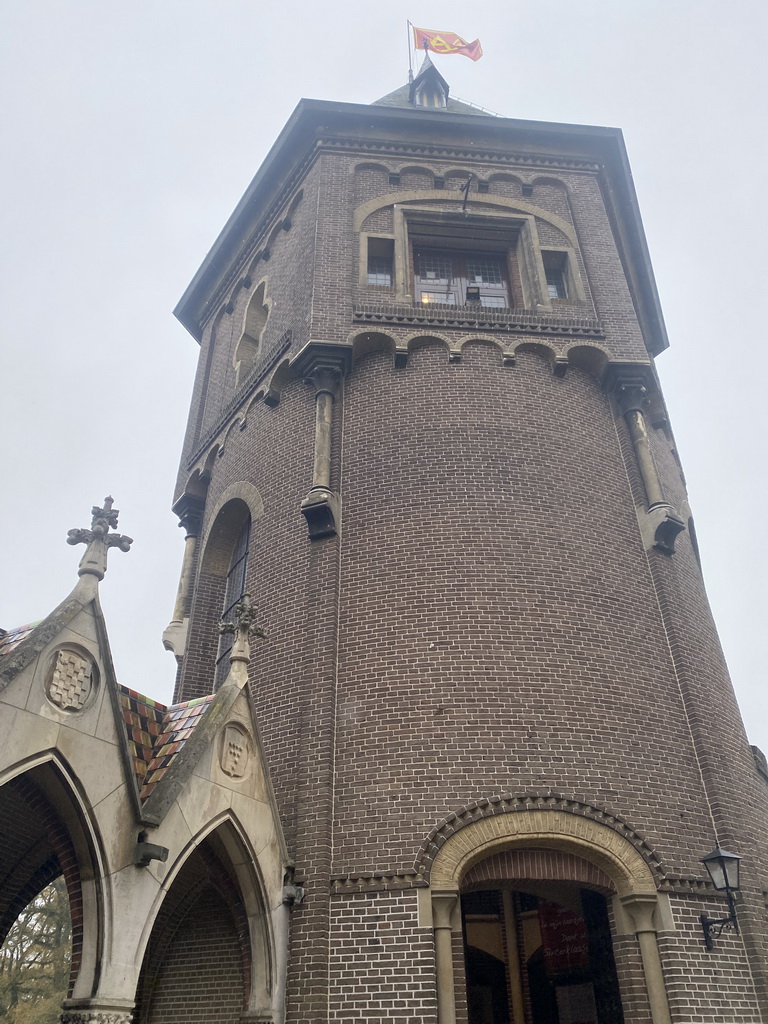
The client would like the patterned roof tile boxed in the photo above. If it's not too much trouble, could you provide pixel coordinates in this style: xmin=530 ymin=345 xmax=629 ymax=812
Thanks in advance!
xmin=0 ymin=622 xmax=40 ymax=658
xmin=117 ymin=684 xmax=215 ymax=799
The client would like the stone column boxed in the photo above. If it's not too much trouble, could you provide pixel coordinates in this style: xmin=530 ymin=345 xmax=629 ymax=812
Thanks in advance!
xmin=613 ymin=373 xmax=684 ymax=554
xmin=620 ymin=894 xmax=672 ymax=1024
xmin=162 ymin=494 xmax=204 ymax=656
xmin=432 ymin=891 xmax=459 ymax=1024
xmin=296 ymin=346 xmax=350 ymax=540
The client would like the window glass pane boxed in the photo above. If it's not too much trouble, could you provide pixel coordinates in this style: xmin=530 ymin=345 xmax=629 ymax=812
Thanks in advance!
xmin=367 ymin=258 xmax=392 ymax=287
xmin=419 ymin=252 xmax=452 ymax=282
xmin=420 ymin=291 xmax=457 ymax=305
xmin=479 ymin=295 xmax=506 ymax=308
xmin=367 ymin=238 xmax=394 ymax=287
xmin=546 ymin=267 xmax=566 ymax=299
xmin=468 ymin=257 xmax=503 ymax=285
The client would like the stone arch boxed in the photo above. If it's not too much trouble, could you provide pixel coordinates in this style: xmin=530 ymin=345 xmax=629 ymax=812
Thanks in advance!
xmin=263 ymin=355 xmax=293 ymax=406
xmin=427 ymin=806 xmax=658 ymax=898
xmin=0 ymin=755 xmax=107 ymax=1003
xmin=234 ymin=280 xmax=270 ymax=385
xmin=404 ymin=331 xmax=453 ymax=355
xmin=454 ymin=336 xmax=507 ymax=363
xmin=283 ymin=188 xmax=303 ymax=228
xmin=134 ymin=815 xmax=273 ymax=1023
xmin=418 ymin=795 xmax=665 ymax=891
xmin=244 ymin=387 xmax=267 ymax=419
xmin=353 ymin=161 xmax=392 ymax=176
xmin=443 ymin=168 xmax=474 ymax=185
xmin=487 ymin=172 xmax=524 ymax=186
xmin=200 ymin=484 xmax=263 ymax=567
xmin=349 ymin=330 xmax=397 ymax=364
xmin=424 ymin=798 xmax=673 ymax=1024
xmin=512 ymin=339 xmax=564 ymax=375
xmin=352 ymin=190 xmax=579 ymax=246
xmin=565 ymin=342 xmax=612 ymax=380
xmin=530 ymin=174 xmax=570 ymax=191
xmin=219 ymin=414 xmax=246 ymax=456
xmin=398 ymin=165 xmax=435 ymax=188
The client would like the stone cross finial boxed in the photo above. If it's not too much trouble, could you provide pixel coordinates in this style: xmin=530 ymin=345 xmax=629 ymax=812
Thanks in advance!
xmin=219 ymin=593 xmax=265 ymax=666
xmin=67 ymin=496 xmax=133 ymax=581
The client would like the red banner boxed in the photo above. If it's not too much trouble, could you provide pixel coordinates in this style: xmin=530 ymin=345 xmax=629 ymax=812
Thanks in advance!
xmin=412 ymin=26 xmax=483 ymax=62
xmin=538 ymin=900 xmax=590 ymax=978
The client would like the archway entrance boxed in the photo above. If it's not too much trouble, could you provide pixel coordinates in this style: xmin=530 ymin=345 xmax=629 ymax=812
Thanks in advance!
xmin=427 ymin=806 xmax=671 ymax=1024
xmin=462 ymin=885 xmax=623 ymax=1024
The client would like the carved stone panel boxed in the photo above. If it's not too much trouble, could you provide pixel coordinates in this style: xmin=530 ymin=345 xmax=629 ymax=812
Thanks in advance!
xmin=220 ymin=724 xmax=250 ymax=778
xmin=46 ymin=648 xmax=97 ymax=712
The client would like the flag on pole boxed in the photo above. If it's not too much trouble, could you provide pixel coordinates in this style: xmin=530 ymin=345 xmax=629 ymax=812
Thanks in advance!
xmin=412 ymin=26 xmax=483 ymax=62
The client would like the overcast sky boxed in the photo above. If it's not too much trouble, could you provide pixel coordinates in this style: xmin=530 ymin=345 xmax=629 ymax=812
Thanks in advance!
xmin=2 ymin=1 xmax=766 ymax=755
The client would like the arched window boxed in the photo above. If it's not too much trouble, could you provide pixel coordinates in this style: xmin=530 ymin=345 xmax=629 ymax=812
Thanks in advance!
xmin=214 ymin=516 xmax=251 ymax=688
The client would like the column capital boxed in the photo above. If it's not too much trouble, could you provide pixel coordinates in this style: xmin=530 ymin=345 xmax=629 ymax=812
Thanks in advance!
xmin=293 ymin=342 xmax=352 ymax=400
xmin=171 ymin=493 xmax=205 ymax=537
xmin=603 ymin=365 xmax=656 ymax=415
xmin=431 ymin=890 xmax=459 ymax=929
xmin=620 ymin=892 xmax=659 ymax=933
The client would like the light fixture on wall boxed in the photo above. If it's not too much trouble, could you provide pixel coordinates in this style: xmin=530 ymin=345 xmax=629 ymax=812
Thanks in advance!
xmin=700 ymin=847 xmax=742 ymax=949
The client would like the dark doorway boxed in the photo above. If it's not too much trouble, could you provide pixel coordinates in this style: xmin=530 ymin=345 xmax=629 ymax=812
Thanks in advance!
xmin=462 ymin=887 xmax=624 ymax=1024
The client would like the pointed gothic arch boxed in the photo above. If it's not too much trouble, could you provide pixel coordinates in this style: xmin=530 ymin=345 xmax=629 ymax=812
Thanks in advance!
xmin=0 ymin=756 xmax=107 ymax=1004
xmin=134 ymin=816 xmax=275 ymax=1024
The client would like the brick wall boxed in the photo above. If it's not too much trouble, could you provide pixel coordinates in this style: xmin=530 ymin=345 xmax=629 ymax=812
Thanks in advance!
xmin=171 ymin=104 xmax=768 ymax=1020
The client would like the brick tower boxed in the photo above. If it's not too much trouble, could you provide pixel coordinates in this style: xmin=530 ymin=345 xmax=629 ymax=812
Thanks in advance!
xmin=166 ymin=61 xmax=768 ymax=1024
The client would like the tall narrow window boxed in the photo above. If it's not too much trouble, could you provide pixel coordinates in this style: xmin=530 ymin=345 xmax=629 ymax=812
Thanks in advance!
xmin=543 ymin=251 xmax=568 ymax=300
xmin=214 ymin=516 xmax=250 ymax=688
xmin=367 ymin=237 xmax=394 ymax=287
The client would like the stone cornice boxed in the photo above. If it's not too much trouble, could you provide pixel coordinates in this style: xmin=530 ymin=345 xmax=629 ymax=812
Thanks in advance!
xmin=354 ymin=303 xmax=604 ymax=338
xmin=321 ymin=136 xmax=601 ymax=174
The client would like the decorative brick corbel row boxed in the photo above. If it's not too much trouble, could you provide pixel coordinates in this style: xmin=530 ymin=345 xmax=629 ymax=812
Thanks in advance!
xmin=607 ymin=368 xmax=685 ymax=554
xmin=294 ymin=343 xmax=352 ymax=540
xmin=330 ymin=871 xmax=427 ymax=894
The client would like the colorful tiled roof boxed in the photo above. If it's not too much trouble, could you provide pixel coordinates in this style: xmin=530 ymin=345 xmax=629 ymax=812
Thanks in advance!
xmin=118 ymin=685 xmax=215 ymax=800
xmin=0 ymin=623 xmax=39 ymax=658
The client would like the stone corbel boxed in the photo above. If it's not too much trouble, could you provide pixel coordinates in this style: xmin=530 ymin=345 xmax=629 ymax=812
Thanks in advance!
xmin=610 ymin=370 xmax=685 ymax=554
xmin=162 ymin=494 xmax=204 ymax=656
xmin=294 ymin=344 xmax=351 ymax=540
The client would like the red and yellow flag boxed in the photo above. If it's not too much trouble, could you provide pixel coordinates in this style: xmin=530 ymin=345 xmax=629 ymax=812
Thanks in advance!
xmin=413 ymin=26 xmax=483 ymax=62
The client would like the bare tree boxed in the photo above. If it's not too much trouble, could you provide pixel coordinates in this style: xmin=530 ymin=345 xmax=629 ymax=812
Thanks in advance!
xmin=0 ymin=878 xmax=71 ymax=1023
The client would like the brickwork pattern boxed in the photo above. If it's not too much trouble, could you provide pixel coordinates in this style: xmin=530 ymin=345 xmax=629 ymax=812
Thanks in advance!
xmin=334 ymin=344 xmax=715 ymax=877
xmin=134 ymin=840 xmax=251 ymax=1024
xmin=328 ymin=890 xmax=437 ymax=1023
xmin=138 ymin=886 xmax=244 ymax=1024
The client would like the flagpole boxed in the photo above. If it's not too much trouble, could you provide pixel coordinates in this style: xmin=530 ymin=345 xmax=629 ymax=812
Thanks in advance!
xmin=407 ymin=20 xmax=413 ymax=82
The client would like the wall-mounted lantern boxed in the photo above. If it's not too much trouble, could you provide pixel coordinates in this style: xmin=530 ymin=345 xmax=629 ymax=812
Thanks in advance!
xmin=700 ymin=847 xmax=742 ymax=950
